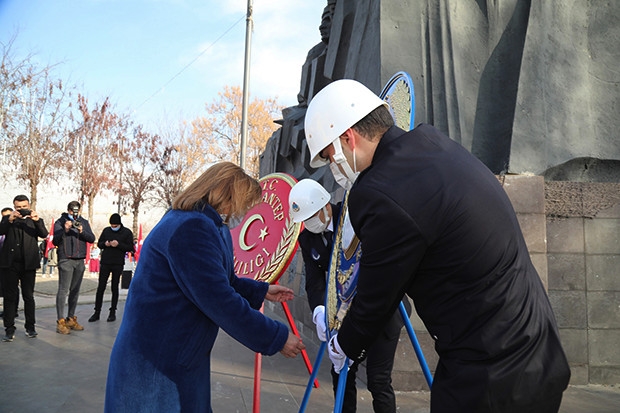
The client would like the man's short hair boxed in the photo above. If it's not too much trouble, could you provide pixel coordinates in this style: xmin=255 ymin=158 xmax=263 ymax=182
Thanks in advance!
xmin=67 ymin=201 xmax=81 ymax=210
xmin=351 ymin=105 xmax=394 ymax=141
xmin=1 ymin=207 xmax=13 ymax=214
xmin=13 ymin=194 xmax=29 ymax=203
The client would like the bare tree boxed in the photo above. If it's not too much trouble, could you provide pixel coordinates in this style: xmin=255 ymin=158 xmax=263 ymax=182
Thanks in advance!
xmin=2 ymin=58 xmax=73 ymax=209
xmin=150 ymin=139 xmax=189 ymax=211
xmin=121 ymin=126 xmax=161 ymax=235
xmin=151 ymin=144 xmax=183 ymax=210
xmin=68 ymin=95 xmax=127 ymax=220
xmin=149 ymin=120 xmax=202 ymax=210
xmin=0 ymin=34 xmax=33 ymax=147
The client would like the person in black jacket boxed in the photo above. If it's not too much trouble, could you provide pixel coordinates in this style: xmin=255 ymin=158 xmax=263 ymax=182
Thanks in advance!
xmin=0 ymin=206 xmax=15 ymax=318
xmin=53 ymin=201 xmax=96 ymax=334
xmin=289 ymin=179 xmax=406 ymax=413
xmin=89 ymin=213 xmax=134 ymax=322
xmin=0 ymin=195 xmax=48 ymax=341
xmin=304 ymin=79 xmax=570 ymax=413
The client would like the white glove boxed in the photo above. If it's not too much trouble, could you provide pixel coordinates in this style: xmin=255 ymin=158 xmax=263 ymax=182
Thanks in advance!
xmin=312 ymin=305 xmax=327 ymax=342
xmin=328 ymin=334 xmax=352 ymax=374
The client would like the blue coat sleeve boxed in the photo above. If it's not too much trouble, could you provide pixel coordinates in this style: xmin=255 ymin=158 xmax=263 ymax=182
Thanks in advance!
xmin=166 ymin=215 xmax=288 ymax=356
xmin=229 ymin=276 xmax=269 ymax=310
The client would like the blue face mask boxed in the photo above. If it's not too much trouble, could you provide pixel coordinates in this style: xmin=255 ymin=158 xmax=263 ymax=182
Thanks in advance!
xmin=111 ymin=226 xmax=121 ymax=232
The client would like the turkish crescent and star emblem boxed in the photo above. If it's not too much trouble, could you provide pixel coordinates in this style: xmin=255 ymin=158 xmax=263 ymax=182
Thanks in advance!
xmin=231 ymin=173 xmax=302 ymax=284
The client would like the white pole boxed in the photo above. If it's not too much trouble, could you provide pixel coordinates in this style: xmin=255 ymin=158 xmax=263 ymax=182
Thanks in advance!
xmin=240 ymin=0 xmax=253 ymax=170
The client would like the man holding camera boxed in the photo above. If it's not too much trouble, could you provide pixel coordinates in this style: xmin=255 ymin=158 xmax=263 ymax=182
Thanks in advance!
xmin=0 ymin=195 xmax=48 ymax=342
xmin=53 ymin=201 xmax=95 ymax=334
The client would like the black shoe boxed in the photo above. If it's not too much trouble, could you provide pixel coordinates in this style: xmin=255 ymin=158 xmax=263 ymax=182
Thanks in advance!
xmin=2 ymin=332 xmax=15 ymax=342
xmin=25 ymin=329 xmax=38 ymax=338
xmin=107 ymin=311 xmax=116 ymax=322
xmin=88 ymin=312 xmax=100 ymax=322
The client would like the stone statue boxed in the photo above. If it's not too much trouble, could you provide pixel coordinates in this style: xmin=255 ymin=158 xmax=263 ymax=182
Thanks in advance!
xmin=261 ymin=0 xmax=620 ymax=183
xmin=260 ymin=0 xmax=340 ymax=196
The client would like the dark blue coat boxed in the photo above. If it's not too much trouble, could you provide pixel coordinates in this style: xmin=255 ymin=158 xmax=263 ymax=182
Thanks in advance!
xmin=297 ymin=203 xmax=340 ymax=312
xmin=105 ymin=205 xmax=289 ymax=412
xmin=338 ymin=124 xmax=570 ymax=412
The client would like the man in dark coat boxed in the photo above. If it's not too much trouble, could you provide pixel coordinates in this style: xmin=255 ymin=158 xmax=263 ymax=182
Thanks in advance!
xmin=0 ymin=195 xmax=48 ymax=341
xmin=53 ymin=200 xmax=96 ymax=334
xmin=89 ymin=213 xmax=134 ymax=323
xmin=304 ymin=79 xmax=571 ymax=412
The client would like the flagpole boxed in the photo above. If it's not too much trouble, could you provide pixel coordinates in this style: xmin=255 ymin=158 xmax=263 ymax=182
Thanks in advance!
xmin=240 ymin=0 xmax=253 ymax=171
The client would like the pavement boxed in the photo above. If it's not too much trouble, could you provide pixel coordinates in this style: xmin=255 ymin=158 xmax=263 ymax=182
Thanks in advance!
xmin=0 ymin=273 xmax=619 ymax=413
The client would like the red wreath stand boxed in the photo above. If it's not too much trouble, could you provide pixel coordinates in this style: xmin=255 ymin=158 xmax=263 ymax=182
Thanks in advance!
xmin=231 ymin=173 xmax=318 ymax=413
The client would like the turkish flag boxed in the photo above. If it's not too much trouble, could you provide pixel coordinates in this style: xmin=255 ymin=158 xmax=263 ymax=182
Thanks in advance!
xmin=135 ymin=223 xmax=143 ymax=262
xmin=45 ymin=218 xmax=55 ymax=258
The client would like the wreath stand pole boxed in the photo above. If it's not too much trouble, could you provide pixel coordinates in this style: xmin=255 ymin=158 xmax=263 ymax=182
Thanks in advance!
xmin=281 ymin=299 xmax=320 ymax=388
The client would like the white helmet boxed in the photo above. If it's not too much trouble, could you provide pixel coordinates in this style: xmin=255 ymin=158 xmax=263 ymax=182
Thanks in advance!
xmin=288 ymin=179 xmax=331 ymax=223
xmin=304 ymin=79 xmax=388 ymax=168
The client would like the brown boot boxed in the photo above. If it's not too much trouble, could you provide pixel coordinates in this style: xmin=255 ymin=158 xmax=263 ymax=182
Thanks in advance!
xmin=56 ymin=319 xmax=71 ymax=335
xmin=65 ymin=316 xmax=84 ymax=331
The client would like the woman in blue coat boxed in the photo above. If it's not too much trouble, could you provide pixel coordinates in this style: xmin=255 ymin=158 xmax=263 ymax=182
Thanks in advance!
xmin=105 ymin=162 xmax=305 ymax=412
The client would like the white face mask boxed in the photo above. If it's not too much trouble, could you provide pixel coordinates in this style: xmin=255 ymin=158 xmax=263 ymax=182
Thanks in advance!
xmin=330 ymin=138 xmax=359 ymax=190
xmin=304 ymin=206 xmax=330 ymax=234
xmin=330 ymin=163 xmax=353 ymax=191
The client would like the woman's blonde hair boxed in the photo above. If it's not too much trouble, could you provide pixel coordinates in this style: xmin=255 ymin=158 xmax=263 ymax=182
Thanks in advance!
xmin=172 ymin=162 xmax=262 ymax=217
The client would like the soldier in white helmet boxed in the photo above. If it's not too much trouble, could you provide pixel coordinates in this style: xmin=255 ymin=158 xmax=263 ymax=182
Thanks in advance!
xmin=304 ymin=79 xmax=570 ymax=413
xmin=289 ymin=178 xmax=406 ymax=413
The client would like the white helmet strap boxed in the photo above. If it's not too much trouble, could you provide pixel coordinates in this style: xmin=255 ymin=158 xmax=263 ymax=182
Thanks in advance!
xmin=331 ymin=138 xmax=358 ymax=190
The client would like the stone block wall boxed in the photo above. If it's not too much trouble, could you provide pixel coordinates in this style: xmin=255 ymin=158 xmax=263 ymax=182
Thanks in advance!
xmin=502 ymin=175 xmax=548 ymax=287
xmin=546 ymin=182 xmax=620 ymax=385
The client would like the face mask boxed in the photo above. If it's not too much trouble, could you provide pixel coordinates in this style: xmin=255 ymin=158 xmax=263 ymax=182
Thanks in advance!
xmin=330 ymin=138 xmax=359 ymax=190
xmin=226 ymin=215 xmax=244 ymax=229
xmin=111 ymin=226 xmax=121 ymax=232
xmin=330 ymin=163 xmax=353 ymax=191
xmin=304 ymin=206 xmax=330 ymax=234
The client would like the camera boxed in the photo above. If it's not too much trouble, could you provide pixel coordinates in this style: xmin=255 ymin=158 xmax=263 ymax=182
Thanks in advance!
xmin=17 ymin=208 xmax=31 ymax=217
xmin=71 ymin=206 xmax=81 ymax=228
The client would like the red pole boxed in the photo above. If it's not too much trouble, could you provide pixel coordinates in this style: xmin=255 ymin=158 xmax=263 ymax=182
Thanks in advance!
xmin=252 ymin=305 xmax=264 ymax=413
xmin=281 ymin=300 xmax=320 ymax=388
xmin=252 ymin=353 xmax=262 ymax=413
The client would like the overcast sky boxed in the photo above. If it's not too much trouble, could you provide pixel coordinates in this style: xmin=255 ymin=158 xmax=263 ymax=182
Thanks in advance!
xmin=0 ymin=0 xmax=326 ymax=128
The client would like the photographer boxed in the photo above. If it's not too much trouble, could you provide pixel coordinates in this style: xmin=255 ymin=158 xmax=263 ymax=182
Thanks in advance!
xmin=53 ymin=201 xmax=95 ymax=335
xmin=0 ymin=195 xmax=48 ymax=342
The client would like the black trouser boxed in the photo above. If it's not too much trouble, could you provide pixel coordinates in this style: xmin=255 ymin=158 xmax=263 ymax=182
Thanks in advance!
xmin=0 ymin=277 xmax=19 ymax=313
xmin=2 ymin=263 xmax=36 ymax=333
xmin=94 ymin=263 xmax=123 ymax=312
xmin=331 ymin=320 xmax=401 ymax=413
